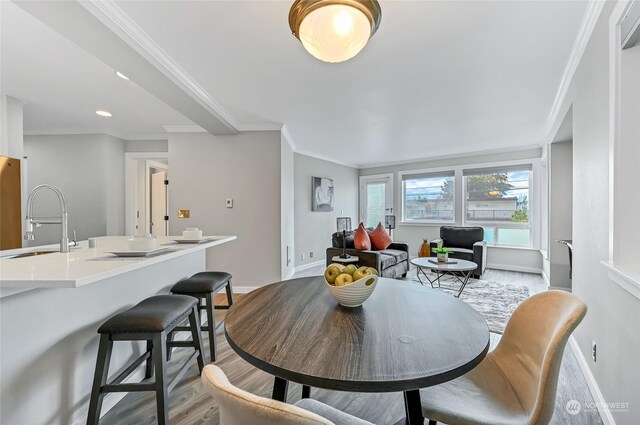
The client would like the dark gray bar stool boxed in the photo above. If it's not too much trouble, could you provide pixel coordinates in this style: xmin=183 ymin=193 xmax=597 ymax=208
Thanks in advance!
xmin=170 ymin=271 xmax=233 ymax=362
xmin=86 ymin=295 xmax=205 ymax=425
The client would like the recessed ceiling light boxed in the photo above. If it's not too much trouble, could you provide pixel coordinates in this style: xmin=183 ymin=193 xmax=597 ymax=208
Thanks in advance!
xmin=96 ymin=110 xmax=112 ymax=117
xmin=115 ymin=71 xmax=129 ymax=80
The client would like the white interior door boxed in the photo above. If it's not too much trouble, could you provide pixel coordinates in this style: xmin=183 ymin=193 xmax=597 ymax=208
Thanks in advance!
xmin=360 ymin=174 xmax=393 ymax=228
xmin=150 ymin=170 xmax=167 ymax=237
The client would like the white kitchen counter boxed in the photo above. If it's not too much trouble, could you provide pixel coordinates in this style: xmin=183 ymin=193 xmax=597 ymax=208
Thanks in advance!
xmin=0 ymin=235 xmax=236 ymax=297
xmin=0 ymin=234 xmax=236 ymax=424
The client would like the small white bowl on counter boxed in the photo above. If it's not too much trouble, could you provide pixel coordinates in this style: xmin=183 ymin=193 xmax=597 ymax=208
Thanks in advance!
xmin=128 ymin=235 xmax=157 ymax=251
xmin=182 ymin=228 xmax=203 ymax=240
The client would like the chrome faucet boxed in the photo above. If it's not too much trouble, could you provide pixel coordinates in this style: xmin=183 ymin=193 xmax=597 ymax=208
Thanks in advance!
xmin=24 ymin=184 xmax=70 ymax=253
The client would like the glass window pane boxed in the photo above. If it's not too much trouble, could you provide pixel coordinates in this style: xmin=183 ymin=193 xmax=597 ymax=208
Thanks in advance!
xmin=365 ymin=183 xmax=385 ymax=228
xmin=497 ymin=228 xmax=530 ymax=247
xmin=482 ymin=227 xmax=495 ymax=244
xmin=465 ymin=169 xmax=530 ymax=224
xmin=403 ymin=174 xmax=455 ymax=222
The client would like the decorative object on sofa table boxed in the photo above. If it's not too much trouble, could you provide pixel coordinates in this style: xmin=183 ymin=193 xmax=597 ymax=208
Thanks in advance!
xmin=419 ymin=239 xmax=431 ymax=257
xmin=384 ymin=214 xmax=396 ymax=237
xmin=433 ymin=247 xmax=452 ymax=262
xmin=336 ymin=217 xmax=352 ymax=259
xmin=311 ymin=177 xmax=334 ymax=211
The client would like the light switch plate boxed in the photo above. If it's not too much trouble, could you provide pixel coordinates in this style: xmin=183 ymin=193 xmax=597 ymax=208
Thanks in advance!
xmin=226 ymin=198 xmax=233 ymax=208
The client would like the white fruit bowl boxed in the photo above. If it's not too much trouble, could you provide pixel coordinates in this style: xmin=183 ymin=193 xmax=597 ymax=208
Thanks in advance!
xmin=325 ymin=275 xmax=379 ymax=308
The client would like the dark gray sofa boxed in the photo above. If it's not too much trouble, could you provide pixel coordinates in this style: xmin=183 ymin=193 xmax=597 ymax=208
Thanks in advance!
xmin=430 ymin=226 xmax=487 ymax=279
xmin=326 ymin=231 xmax=410 ymax=279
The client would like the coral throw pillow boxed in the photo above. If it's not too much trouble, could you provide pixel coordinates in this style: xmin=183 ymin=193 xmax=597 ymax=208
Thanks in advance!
xmin=354 ymin=222 xmax=372 ymax=250
xmin=369 ymin=222 xmax=392 ymax=250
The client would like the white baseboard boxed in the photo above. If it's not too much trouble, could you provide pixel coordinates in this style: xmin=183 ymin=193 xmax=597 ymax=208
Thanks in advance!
xmin=294 ymin=259 xmax=326 ymax=273
xmin=486 ymin=263 xmax=542 ymax=275
xmin=568 ymin=336 xmax=616 ymax=425
xmin=541 ymin=269 xmax=550 ymax=286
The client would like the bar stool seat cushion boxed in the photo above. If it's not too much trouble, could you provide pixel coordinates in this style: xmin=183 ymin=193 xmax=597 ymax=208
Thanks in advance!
xmin=171 ymin=271 xmax=232 ymax=294
xmin=98 ymin=295 xmax=198 ymax=333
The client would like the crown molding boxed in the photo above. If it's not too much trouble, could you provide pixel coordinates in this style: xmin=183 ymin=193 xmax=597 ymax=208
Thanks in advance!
xmin=294 ymin=148 xmax=359 ymax=169
xmin=124 ymin=133 xmax=169 ymax=141
xmin=281 ymin=124 xmax=297 ymax=152
xmin=236 ymin=122 xmax=283 ymax=132
xmin=162 ymin=125 xmax=206 ymax=133
xmin=84 ymin=0 xmax=239 ymax=132
xmin=23 ymin=129 xmax=128 ymax=140
xmin=544 ymin=1 xmax=606 ymax=140
xmin=357 ymin=144 xmax=542 ymax=169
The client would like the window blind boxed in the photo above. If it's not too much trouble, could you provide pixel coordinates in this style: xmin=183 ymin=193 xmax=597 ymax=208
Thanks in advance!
xmin=401 ymin=170 xmax=455 ymax=181
xmin=462 ymin=164 xmax=532 ymax=176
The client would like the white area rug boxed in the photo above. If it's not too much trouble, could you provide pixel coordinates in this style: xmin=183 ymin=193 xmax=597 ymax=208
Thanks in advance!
xmin=410 ymin=274 xmax=530 ymax=333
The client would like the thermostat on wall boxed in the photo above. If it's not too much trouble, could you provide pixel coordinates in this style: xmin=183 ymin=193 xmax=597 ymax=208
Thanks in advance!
xmin=226 ymin=198 xmax=233 ymax=208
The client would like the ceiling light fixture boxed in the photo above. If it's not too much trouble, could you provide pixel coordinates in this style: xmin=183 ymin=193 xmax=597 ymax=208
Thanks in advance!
xmin=115 ymin=71 xmax=130 ymax=80
xmin=96 ymin=110 xmax=112 ymax=117
xmin=289 ymin=0 xmax=382 ymax=63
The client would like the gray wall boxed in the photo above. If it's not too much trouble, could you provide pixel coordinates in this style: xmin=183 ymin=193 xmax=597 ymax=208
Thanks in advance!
xmin=360 ymin=149 xmax=542 ymax=270
xmin=23 ymin=134 xmax=125 ymax=244
xmin=546 ymin=2 xmax=640 ymax=421
xmin=280 ymin=134 xmax=295 ymax=278
xmin=548 ymin=141 xmax=572 ymax=289
xmin=168 ymin=131 xmax=283 ymax=289
xmin=294 ymin=153 xmax=359 ymax=268
xmin=124 ymin=139 xmax=168 ymax=152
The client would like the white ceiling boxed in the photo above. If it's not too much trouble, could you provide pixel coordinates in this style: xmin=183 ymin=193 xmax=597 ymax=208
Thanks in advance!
xmin=113 ymin=0 xmax=588 ymax=166
xmin=3 ymin=1 xmax=589 ymax=166
xmin=0 ymin=1 xmax=193 ymax=140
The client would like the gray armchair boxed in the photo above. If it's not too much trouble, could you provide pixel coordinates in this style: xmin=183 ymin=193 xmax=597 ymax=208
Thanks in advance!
xmin=430 ymin=226 xmax=487 ymax=278
xmin=326 ymin=231 xmax=409 ymax=279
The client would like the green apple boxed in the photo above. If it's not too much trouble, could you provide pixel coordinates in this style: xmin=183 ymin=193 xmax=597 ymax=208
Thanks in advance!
xmin=366 ymin=267 xmax=379 ymax=276
xmin=352 ymin=267 xmax=371 ymax=281
xmin=334 ymin=273 xmax=354 ymax=287
xmin=328 ymin=263 xmax=346 ymax=271
xmin=343 ymin=264 xmax=357 ymax=276
xmin=324 ymin=265 xmax=342 ymax=284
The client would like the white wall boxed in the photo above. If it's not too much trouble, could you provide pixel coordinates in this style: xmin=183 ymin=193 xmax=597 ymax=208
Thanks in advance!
xmin=0 ymin=95 xmax=23 ymax=159
xmin=168 ymin=131 xmax=283 ymax=289
xmin=360 ymin=149 xmax=543 ymax=270
xmin=280 ymin=134 xmax=295 ymax=278
xmin=23 ymin=134 xmax=126 ymax=245
xmin=545 ymin=2 xmax=640 ymax=421
xmin=294 ymin=153 xmax=359 ymax=268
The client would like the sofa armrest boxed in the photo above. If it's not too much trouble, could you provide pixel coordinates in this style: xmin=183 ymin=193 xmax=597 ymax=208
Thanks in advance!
xmin=326 ymin=248 xmax=381 ymax=271
xmin=472 ymin=240 xmax=488 ymax=275
xmin=388 ymin=242 xmax=409 ymax=253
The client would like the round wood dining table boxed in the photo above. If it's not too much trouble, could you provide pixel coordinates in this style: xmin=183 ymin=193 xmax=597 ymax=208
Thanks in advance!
xmin=225 ymin=276 xmax=490 ymax=425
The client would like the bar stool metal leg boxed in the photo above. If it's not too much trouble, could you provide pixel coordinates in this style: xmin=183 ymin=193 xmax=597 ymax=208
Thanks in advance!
xmin=145 ymin=340 xmax=154 ymax=379
xmin=204 ymin=292 xmax=217 ymax=362
xmin=87 ymin=334 xmax=113 ymax=425
xmin=152 ymin=332 xmax=169 ymax=425
xmin=225 ymin=279 xmax=234 ymax=305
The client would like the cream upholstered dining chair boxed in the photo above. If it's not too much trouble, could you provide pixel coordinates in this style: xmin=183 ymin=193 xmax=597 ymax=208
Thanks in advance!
xmin=421 ymin=290 xmax=587 ymax=425
xmin=201 ymin=364 xmax=373 ymax=425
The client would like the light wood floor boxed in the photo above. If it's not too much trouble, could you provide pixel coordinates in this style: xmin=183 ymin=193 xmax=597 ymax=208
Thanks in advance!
xmin=101 ymin=270 xmax=603 ymax=425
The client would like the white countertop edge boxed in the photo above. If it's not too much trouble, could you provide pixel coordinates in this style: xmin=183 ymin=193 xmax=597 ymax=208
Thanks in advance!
xmin=0 ymin=236 xmax=237 ymax=289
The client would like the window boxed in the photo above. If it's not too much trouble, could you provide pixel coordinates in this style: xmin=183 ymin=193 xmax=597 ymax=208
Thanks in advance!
xmin=401 ymin=171 xmax=455 ymax=223
xmin=463 ymin=165 xmax=532 ymax=247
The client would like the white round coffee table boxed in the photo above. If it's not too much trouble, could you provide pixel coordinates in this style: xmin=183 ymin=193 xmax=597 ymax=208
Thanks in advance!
xmin=410 ymin=257 xmax=478 ymax=297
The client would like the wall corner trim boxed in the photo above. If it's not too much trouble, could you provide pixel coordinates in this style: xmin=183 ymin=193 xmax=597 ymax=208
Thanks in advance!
xmin=544 ymin=1 xmax=606 ymax=140
xmin=568 ymin=336 xmax=617 ymax=425
xmin=601 ymin=261 xmax=640 ymax=300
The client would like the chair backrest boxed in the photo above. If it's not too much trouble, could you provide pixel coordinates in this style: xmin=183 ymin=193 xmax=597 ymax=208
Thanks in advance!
xmin=201 ymin=365 xmax=334 ymax=425
xmin=440 ymin=226 xmax=484 ymax=249
xmin=491 ymin=290 xmax=587 ymax=425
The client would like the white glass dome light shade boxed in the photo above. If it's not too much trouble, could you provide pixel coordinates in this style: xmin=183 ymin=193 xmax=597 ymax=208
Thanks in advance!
xmin=298 ymin=4 xmax=373 ymax=63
